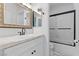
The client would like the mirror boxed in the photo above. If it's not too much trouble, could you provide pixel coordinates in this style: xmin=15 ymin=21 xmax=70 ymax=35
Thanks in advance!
xmin=0 ymin=3 xmax=33 ymax=29
xmin=33 ymin=11 xmax=42 ymax=27
xmin=16 ymin=4 xmax=33 ymax=27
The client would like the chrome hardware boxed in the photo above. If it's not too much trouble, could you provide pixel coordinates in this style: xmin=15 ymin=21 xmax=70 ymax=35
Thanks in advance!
xmin=18 ymin=28 xmax=25 ymax=35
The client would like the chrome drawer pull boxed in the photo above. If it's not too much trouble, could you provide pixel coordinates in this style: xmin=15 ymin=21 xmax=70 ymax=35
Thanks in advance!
xmin=34 ymin=50 xmax=36 ymax=52
xmin=31 ymin=52 xmax=34 ymax=54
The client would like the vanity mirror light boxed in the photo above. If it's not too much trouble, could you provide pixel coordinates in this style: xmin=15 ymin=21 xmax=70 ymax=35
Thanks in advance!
xmin=0 ymin=3 xmax=33 ymax=29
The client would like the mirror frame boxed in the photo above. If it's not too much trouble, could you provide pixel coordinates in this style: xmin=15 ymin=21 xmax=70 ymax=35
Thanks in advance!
xmin=0 ymin=3 xmax=33 ymax=29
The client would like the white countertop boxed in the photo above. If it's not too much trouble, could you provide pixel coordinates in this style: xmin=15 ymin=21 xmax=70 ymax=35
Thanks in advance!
xmin=0 ymin=33 xmax=44 ymax=49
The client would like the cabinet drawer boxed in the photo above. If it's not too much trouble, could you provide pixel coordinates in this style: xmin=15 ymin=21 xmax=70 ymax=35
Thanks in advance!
xmin=4 ymin=36 xmax=44 ymax=56
xmin=19 ymin=42 xmax=43 ymax=56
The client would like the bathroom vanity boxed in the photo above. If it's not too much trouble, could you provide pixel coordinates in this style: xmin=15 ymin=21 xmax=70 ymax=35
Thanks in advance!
xmin=0 ymin=34 xmax=45 ymax=56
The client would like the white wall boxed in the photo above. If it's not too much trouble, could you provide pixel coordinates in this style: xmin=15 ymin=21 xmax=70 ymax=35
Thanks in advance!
xmin=50 ymin=3 xmax=74 ymax=15
xmin=41 ymin=4 xmax=49 ymax=55
xmin=32 ymin=3 xmax=49 ymax=55
xmin=49 ymin=3 xmax=79 ymax=56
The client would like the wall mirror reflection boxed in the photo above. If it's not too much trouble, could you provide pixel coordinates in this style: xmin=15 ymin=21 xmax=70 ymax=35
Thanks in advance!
xmin=33 ymin=11 xmax=42 ymax=27
xmin=0 ymin=3 xmax=33 ymax=29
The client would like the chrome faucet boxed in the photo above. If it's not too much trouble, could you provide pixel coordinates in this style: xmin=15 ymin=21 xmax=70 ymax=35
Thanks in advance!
xmin=18 ymin=28 xmax=25 ymax=35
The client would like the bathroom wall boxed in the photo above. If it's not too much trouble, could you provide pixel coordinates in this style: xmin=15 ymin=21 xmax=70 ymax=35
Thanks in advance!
xmin=49 ymin=3 xmax=79 ymax=56
xmin=31 ymin=3 xmax=49 ymax=55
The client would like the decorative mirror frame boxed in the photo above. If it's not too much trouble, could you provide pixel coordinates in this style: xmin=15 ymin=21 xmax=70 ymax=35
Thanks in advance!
xmin=0 ymin=3 xmax=33 ymax=29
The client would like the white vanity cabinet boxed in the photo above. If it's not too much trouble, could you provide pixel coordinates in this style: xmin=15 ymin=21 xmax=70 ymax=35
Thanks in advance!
xmin=19 ymin=42 xmax=44 ymax=56
xmin=3 ymin=36 xmax=45 ymax=56
xmin=0 ymin=49 xmax=4 ymax=56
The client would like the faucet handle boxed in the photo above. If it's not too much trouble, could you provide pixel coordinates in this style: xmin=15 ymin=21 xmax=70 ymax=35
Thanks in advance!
xmin=22 ymin=28 xmax=25 ymax=35
xmin=18 ymin=32 xmax=22 ymax=35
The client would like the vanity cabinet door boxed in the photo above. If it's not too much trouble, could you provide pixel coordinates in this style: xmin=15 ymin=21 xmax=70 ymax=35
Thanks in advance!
xmin=20 ymin=41 xmax=44 ymax=56
xmin=4 ymin=36 xmax=45 ymax=56
xmin=0 ymin=49 xmax=4 ymax=56
xmin=32 ymin=42 xmax=44 ymax=56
